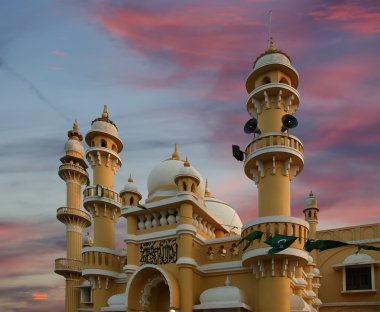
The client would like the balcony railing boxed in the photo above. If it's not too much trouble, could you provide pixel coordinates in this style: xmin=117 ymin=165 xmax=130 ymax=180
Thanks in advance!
xmin=83 ymin=185 xmax=120 ymax=206
xmin=56 ymin=207 xmax=92 ymax=225
xmin=245 ymin=132 xmax=304 ymax=157
xmin=55 ymin=258 xmax=82 ymax=274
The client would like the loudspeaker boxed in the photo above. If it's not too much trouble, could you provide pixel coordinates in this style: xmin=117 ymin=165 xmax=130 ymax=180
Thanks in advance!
xmin=281 ymin=114 xmax=298 ymax=132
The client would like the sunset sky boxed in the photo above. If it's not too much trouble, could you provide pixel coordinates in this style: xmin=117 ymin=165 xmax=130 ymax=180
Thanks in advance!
xmin=1 ymin=0 xmax=380 ymax=311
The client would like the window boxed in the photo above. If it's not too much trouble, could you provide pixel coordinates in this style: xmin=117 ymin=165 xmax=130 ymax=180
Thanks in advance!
xmin=81 ymin=286 xmax=92 ymax=303
xmin=101 ymin=139 xmax=107 ymax=148
xmin=261 ymin=76 xmax=271 ymax=85
xmin=346 ymin=266 xmax=371 ymax=290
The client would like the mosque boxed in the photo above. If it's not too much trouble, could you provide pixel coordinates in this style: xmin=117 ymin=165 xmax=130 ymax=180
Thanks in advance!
xmin=54 ymin=40 xmax=380 ymax=312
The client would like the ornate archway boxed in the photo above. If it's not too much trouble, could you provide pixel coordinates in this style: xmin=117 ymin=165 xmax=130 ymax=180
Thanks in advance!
xmin=126 ymin=265 xmax=180 ymax=311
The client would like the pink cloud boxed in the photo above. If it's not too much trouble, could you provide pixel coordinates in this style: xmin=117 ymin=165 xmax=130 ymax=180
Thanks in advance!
xmin=310 ymin=2 xmax=380 ymax=34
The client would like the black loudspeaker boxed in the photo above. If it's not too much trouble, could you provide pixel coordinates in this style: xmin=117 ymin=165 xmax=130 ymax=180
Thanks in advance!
xmin=244 ymin=118 xmax=261 ymax=134
xmin=281 ymin=114 xmax=298 ymax=132
xmin=232 ymin=145 xmax=244 ymax=161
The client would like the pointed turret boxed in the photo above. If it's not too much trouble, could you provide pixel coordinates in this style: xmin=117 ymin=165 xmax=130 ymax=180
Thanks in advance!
xmin=304 ymin=191 xmax=319 ymax=240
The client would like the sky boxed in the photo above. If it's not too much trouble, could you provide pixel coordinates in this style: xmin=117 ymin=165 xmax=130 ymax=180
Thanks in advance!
xmin=0 ymin=0 xmax=379 ymax=311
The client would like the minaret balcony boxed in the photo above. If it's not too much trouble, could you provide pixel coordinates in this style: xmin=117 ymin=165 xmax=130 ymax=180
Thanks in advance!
xmin=85 ymin=147 xmax=122 ymax=172
xmin=58 ymin=163 xmax=89 ymax=183
xmin=55 ymin=257 xmax=82 ymax=276
xmin=246 ymin=83 xmax=300 ymax=117
xmin=244 ymin=132 xmax=304 ymax=182
xmin=56 ymin=207 xmax=92 ymax=227
xmin=82 ymin=247 xmax=123 ymax=278
xmin=83 ymin=185 xmax=121 ymax=210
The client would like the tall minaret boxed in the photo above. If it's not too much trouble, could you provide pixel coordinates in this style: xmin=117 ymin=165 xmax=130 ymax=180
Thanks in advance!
xmin=55 ymin=120 xmax=91 ymax=312
xmin=240 ymin=38 xmax=309 ymax=312
xmin=304 ymin=191 xmax=319 ymax=240
xmin=82 ymin=106 xmax=123 ymax=312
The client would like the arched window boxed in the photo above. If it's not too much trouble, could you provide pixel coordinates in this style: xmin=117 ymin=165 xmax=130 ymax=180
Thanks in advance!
xmin=261 ymin=76 xmax=271 ymax=85
xmin=130 ymin=197 xmax=134 ymax=206
xmin=182 ymin=182 xmax=187 ymax=191
xmin=308 ymin=211 xmax=312 ymax=218
xmin=101 ymin=139 xmax=107 ymax=148
xmin=280 ymin=77 xmax=290 ymax=85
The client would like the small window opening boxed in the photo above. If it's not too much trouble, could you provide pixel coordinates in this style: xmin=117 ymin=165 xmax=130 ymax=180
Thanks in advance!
xmin=130 ymin=197 xmax=134 ymax=206
xmin=182 ymin=182 xmax=187 ymax=191
xmin=101 ymin=139 xmax=107 ymax=148
xmin=280 ymin=77 xmax=290 ymax=85
xmin=346 ymin=267 xmax=371 ymax=290
xmin=261 ymin=77 xmax=271 ymax=85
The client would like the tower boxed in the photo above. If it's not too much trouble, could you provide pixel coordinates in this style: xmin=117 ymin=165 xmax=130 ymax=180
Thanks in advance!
xmin=82 ymin=105 xmax=123 ymax=312
xmin=55 ymin=120 xmax=91 ymax=312
xmin=240 ymin=38 xmax=309 ymax=312
xmin=304 ymin=191 xmax=319 ymax=240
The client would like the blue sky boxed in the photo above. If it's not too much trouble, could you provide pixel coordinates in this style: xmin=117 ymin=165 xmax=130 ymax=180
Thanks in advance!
xmin=1 ymin=0 xmax=380 ymax=310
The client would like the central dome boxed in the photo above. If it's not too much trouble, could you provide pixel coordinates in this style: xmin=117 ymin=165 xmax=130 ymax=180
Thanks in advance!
xmin=146 ymin=145 xmax=205 ymax=202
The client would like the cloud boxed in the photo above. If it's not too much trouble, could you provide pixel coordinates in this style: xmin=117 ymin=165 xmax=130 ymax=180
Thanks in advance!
xmin=50 ymin=50 xmax=66 ymax=57
xmin=310 ymin=1 xmax=380 ymax=35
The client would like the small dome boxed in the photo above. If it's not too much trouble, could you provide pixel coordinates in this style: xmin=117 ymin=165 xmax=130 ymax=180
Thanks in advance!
xmin=65 ymin=138 xmax=85 ymax=158
xmin=107 ymin=292 xmax=126 ymax=306
xmin=205 ymin=196 xmax=242 ymax=235
xmin=304 ymin=191 xmax=318 ymax=210
xmin=146 ymin=146 xmax=205 ymax=202
xmin=85 ymin=105 xmax=123 ymax=152
xmin=174 ymin=158 xmax=200 ymax=185
xmin=313 ymin=268 xmax=321 ymax=276
xmin=200 ymin=277 xmax=247 ymax=306
xmin=121 ymin=175 xmax=140 ymax=194
xmin=343 ymin=253 xmax=376 ymax=265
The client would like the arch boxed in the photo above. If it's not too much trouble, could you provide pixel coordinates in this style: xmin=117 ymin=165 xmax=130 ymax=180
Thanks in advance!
xmin=182 ymin=181 xmax=187 ymax=192
xmin=101 ymin=139 xmax=107 ymax=148
xmin=191 ymin=183 xmax=196 ymax=193
xmin=261 ymin=76 xmax=271 ymax=85
xmin=279 ymin=77 xmax=290 ymax=85
xmin=129 ymin=197 xmax=134 ymax=206
xmin=126 ymin=264 xmax=180 ymax=311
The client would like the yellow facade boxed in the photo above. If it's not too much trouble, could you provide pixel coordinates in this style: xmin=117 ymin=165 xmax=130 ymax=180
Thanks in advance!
xmin=55 ymin=41 xmax=380 ymax=312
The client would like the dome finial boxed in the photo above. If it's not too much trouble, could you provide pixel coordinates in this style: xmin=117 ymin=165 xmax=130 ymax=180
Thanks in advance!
xmin=128 ymin=174 xmax=134 ymax=183
xmin=224 ymin=275 xmax=231 ymax=287
xmin=205 ymin=178 xmax=212 ymax=197
xmin=309 ymin=190 xmax=314 ymax=197
xmin=184 ymin=156 xmax=190 ymax=167
xmin=102 ymin=104 xmax=109 ymax=119
xmin=267 ymin=36 xmax=276 ymax=52
xmin=172 ymin=143 xmax=180 ymax=160
xmin=67 ymin=119 xmax=83 ymax=141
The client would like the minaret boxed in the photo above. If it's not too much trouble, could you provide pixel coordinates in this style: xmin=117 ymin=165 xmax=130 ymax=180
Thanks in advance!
xmin=82 ymin=106 xmax=123 ymax=312
xmin=304 ymin=191 xmax=319 ymax=240
xmin=240 ymin=38 xmax=309 ymax=312
xmin=55 ymin=120 xmax=91 ymax=312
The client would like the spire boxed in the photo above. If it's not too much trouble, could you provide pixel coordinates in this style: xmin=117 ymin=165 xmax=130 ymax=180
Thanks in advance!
xmin=205 ymin=178 xmax=212 ymax=197
xmin=184 ymin=156 xmax=190 ymax=167
xmin=224 ymin=275 xmax=231 ymax=287
xmin=309 ymin=190 xmax=314 ymax=197
xmin=267 ymin=36 xmax=276 ymax=52
xmin=172 ymin=143 xmax=180 ymax=160
xmin=128 ymin=174 xmax=134 ymax=183
xmin=102 ymin=104 xmax=109 ymax=119
xmin=67 ymin=119 xmax=83 ymax=141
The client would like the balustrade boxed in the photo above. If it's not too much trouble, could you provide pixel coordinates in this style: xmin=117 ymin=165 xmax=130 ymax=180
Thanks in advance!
xmin=55 ymin=258 xmax=82 ymax=274
xmin=82 ymin=250 xmax=121 ymax=272
xmin=83 ymin=185 xmax=120 ymax=204
xmin=56 ymin=207 xmax=91 ymax=224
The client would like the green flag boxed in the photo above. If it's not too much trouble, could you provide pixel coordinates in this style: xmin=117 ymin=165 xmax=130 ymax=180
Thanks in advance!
xmin=265 ymin=234 xmax=297 ymax=254
xmin=304 ymin=239 xmax=351 ymax=252
xmin=358 ymin=244 xmax=380 ymax=252
xmin=238 ymin=231 xmax=263 ymax=252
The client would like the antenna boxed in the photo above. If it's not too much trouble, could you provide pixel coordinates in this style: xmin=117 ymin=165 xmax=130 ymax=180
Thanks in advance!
xmin=268 ymin=10 xmax=273 ymax=40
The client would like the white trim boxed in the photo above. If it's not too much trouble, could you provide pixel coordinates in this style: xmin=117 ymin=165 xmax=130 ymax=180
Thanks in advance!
xmin=243 ymin=216 xmax=309 ymax=231
xmin=82 ymin=269 xmax=119 ymax=278
xmin=347 ymin=238 xmax=380 ymax=244
xmin=121 ymin=206 xmax=142 ymax=215
xmin=86 ymin=147 xmax=122 ymax=165
xmin=123 ymin=264 xmax=139 ymax=273
xmin=203 ymin=235 xmax=241 ymax=245
xmin=321 ymin=301 xmax=380 ymax=307
xmin=199 ymin=260 xmax=244 ymax=273
xmin=193 ymin=302 xmax=253 ymax=311
xmin=176 ymin=224 xmax=197 ymax=235
xmin=245 ymin=146 xmax=303 ymax=166
xmin=176 ymin=257 xmax=198 ymax=267
xmin=66 ymin=224 xmax=83 ymax=233
xmin=82 ymin=246 xmax=125 ymax=256
xmin=242 ymin=247 xmax=310 ymax=262
xmin=124 ymin=229 xmax=177 ymax=243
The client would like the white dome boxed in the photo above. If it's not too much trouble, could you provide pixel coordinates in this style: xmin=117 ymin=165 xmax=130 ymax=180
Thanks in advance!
xmin=175 ymin=165 xmax=200 ymax=184
xmin=205 ymin=197 xmax=242 ymax=235
xmin=313 ymin=268 xmax=321 ymax=276
xmin=122 ymin=182 xmax=139 ymax=194
xmin=65 ymin=138 xmax=85 ymax=158
xmin=86 ymin=120 xmax=123 ymax=152
xmin=254 ymin=52 xmax=292 ymax=70
xmin=343 ymin=253 xmax=376 ymax=265
xmin=200 ymin=277 xmax=247 ymax=306
xmin=107 ymin=292 xmax=125 ymax=306
xmin=304 ymin=191 xmax=318 ymax=209
xmin=147 ymin=159 xmax=205 ymax=202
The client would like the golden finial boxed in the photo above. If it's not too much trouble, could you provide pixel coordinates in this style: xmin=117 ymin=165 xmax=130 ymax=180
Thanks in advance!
xmin=184 ymin=156 xmax=190 ymax=167
xmin=73 ymin=119 xmax=79 ymax=132
xmin=205 ymin=178 xmax=212 ymax=197
xmin=68 ymin=119 xmax=83 ymax=141
xmin=128 ymin=174 xmax=134 ymax=183
xmin=267 ymin=37 xmax=276 ymax=52
xmin=309 ymin=190 xmax=314 ymax=197
xmin=102 ymin=104 xmax=109 ymax=119
xmin=172 ymin=143 xmax=180 ymax=160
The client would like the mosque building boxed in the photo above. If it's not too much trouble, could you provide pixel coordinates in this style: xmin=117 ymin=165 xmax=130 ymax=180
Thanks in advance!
xmin=54 ymin=39 xmax=380 ymax=312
